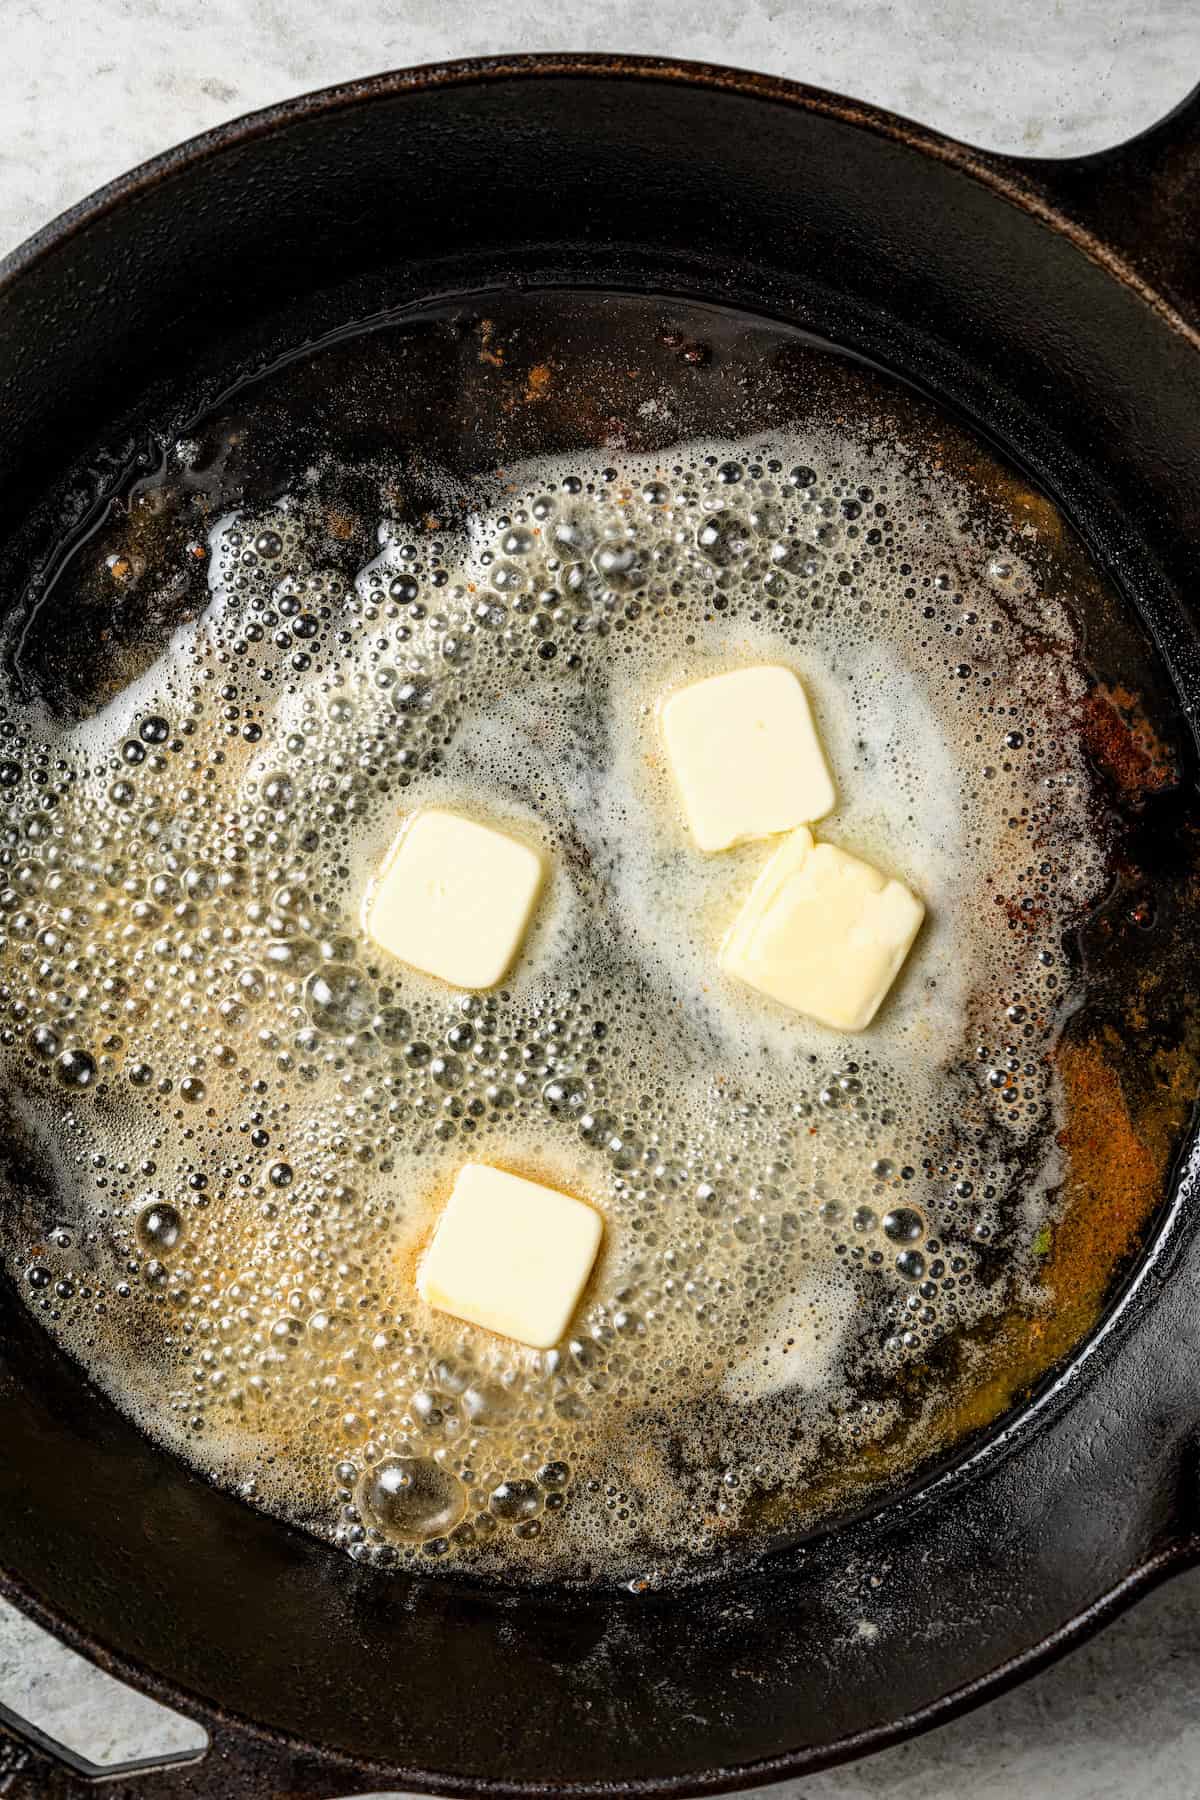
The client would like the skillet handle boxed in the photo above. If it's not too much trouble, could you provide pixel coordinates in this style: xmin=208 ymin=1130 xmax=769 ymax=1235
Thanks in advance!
xmin=0 ymin=1701 xmax=205 ymax=1796
xmin=0 ymin=1702 xmax=364 ymax=1798
xmin=988 ymin=79 xmax=1200 ymax=330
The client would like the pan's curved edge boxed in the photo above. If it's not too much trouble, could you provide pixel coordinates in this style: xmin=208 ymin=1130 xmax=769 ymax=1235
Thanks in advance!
xmin=696 ymin=1539 xmax=1200 ymax=1800
xmin=1 ymin=53 xmax=1197 ymax=356
xmin=0 ymin=1539 xmax=1196 ymax=1799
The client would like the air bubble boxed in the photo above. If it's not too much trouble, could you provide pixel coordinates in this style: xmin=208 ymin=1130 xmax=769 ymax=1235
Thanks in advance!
xmin=696 ymin=515 xmax=751 ymax=567
xmin=489 ymin=1479 xmax=542 ymax=1523
xmin=593 ymin=544 xmax=645 ymax=591
xmin=263 ymin=772 xmax=294 ymax=808
xmin=55 ymin=1048 xmax=96 ymax=1089
xmin=357 ymin=1457 xmax=466 ymax=1543
xmin=28 ymin=1024 xmax=59 ymax=1061
xmin=463 ymin=1381 xmax=517 ymax=1426
xmin=136 ymin=1202 xmax=183 ymax=1254
xmin=373 ymin=1005 xmax=412 ymax=1046
xmin=882 ymin=1208 xmax=923 ymax=1243
xmin=305 ymin=966 xmax=375 ymax=1033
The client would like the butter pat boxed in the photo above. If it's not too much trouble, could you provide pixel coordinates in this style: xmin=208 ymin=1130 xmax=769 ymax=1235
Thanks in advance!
xmin=366 ymin=807 xmax=544 ymax=989
xmin=721 ymin=828 xmax=924 ymax=1031
xmin=659 ymin=664 xmax=835 ymax=852
xmin=417 ymin=1164 xmax=603 ymax=1348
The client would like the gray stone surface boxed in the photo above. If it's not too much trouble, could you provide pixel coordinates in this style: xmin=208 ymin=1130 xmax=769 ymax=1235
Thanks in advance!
xmin=2 ymin=2 xmax=1199 ymax=1795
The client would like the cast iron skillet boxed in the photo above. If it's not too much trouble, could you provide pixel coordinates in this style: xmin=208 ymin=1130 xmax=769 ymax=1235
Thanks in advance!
xmin=1 ymin=52 xmax=1200 ymax=1800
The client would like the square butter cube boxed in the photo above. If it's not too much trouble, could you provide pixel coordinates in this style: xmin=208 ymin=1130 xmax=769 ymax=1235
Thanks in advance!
xmin=366 ymin=807 xmax=544 ymax=990
xmin=660 ymin=664 xmax=835 ymax=852
xmin=418 ymin=1164 xmax=603 ymax=1348
xmin=721 ymin=828 xmax=924 ymax=1031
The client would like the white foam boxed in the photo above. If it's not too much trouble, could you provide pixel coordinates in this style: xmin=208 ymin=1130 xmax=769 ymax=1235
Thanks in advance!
xmin=723 ymin=1266 xmax=858 ymax=1402
xmin=0 ymin=423 xmax=1111 ymax=1587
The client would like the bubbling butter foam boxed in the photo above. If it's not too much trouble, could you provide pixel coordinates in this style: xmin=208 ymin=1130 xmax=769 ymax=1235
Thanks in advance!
xmin=0 ymin=432 xmax=1108 ymax=1585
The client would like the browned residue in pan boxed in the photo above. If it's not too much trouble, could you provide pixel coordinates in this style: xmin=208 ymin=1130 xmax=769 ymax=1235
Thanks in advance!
xmin=925 ymin=1023 xmax=1191 ymax=1445
xmin=753 ymin=1013 xmax=1195 ymax=1543
xmin=1077 ymin=682 xmax=1179 ymax=798
xmin=1045 ymin=1040 xmax=1160 ymax=1314
xmin=523 ymin=363 xmax=553 ymax=402
xmin=477 ymin=318 xmax=506 ymax=368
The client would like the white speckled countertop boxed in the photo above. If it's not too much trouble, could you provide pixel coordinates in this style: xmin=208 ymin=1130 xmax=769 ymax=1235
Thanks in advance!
xmin=3 ymin=2 xmax=1200 ymax=1795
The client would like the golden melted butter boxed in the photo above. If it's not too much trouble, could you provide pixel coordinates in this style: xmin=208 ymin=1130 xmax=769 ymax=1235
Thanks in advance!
xmin=0 ymin=406 xmax=1188 ymax=1588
